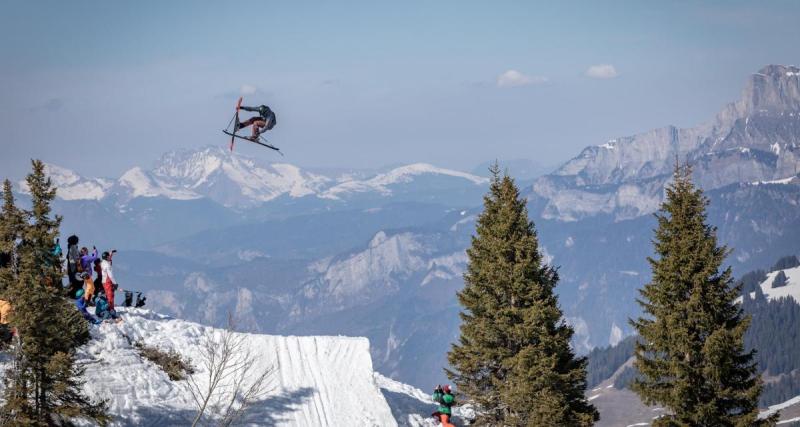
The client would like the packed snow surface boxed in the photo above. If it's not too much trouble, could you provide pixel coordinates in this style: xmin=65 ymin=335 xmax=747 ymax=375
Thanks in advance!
xmin=74 ymin=308 xmax=398 ymax=426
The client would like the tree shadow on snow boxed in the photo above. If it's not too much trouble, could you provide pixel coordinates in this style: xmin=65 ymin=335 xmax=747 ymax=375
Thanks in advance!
xmin=237 ymin=386 xmax=317 ymax=426
xmin=125 ymin=387 xmax=316 ymax=427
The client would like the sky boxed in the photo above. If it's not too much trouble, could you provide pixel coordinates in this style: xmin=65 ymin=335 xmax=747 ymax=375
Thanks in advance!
xmin=1 ymin=0 xmax=799 ymax=179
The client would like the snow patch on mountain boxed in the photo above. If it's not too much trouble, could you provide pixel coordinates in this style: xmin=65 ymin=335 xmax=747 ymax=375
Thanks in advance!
xmin=421 ymin=251 xmax=467 ymax=286
xmin=67 ymin=308 xmax=398 ymax=426
xmin=750 ymin=175 xmax=799 ymax=186
xmin=749 ymin=266 xmax=800 ymax=303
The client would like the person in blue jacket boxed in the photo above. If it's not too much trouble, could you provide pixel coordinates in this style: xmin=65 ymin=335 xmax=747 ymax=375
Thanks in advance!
xmin=95 ymin=293 xmax=120 ymax=322
xmin=74 ymin=289 xmax=100 ymax=325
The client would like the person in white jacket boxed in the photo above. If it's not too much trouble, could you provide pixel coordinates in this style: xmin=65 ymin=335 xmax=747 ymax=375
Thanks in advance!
xmin=100 ymin=251 xmax=118 ymax=310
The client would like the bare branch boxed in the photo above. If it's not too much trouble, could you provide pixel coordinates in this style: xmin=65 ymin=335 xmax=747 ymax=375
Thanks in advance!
xmin=183 ymin=313 xmax=275 ymax=427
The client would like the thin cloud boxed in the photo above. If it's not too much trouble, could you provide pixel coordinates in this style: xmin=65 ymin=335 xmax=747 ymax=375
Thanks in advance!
xmin=497 ymin=70 xmax=548 ymax=88
xmin=585 ymin=64 xmax=619 ymax=79
xmin=216 ymin=85 xmax=271 ymax=100
xmin=240 ymin=84 xmax=258 ymax=95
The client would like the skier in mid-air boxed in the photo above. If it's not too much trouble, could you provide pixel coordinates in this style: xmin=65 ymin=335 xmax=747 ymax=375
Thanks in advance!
xmin=235 ymin=103 xmax=277 ymax=141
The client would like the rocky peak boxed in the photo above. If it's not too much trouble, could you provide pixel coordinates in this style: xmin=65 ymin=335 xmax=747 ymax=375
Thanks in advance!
xmin=746 ymin=65 xmax=800 ymax=112
xmin=718 ymin=65 xmax=800 ymax=123
xmin=532 ymin=65 xmax=800 ymax=222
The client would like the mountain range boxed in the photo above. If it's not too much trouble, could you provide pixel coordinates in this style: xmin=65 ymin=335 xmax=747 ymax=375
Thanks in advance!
xmin=11 ymin=64 xmax=800 ymax=391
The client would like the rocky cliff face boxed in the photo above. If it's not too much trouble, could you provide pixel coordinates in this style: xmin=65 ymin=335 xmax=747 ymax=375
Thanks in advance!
xmin=532 ymin=65 xmax=800 ymax=222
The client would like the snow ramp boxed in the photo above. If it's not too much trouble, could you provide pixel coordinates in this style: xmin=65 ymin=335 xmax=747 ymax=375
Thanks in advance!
xmin=76 ymin=308 xmax=397 ymax=426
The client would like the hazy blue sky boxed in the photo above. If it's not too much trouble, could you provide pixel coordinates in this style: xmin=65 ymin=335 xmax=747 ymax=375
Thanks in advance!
xmin=1 ymin=0 xmax=799 ymax=178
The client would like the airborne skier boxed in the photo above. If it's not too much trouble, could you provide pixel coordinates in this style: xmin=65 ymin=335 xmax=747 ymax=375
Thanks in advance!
xmin=223 ymin=97 xmax=281 ymax=153
xmin=236 ymin=103 xmax=277 ymax=141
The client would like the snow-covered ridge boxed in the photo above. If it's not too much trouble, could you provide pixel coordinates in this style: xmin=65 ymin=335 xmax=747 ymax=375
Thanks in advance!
xmin=67 ymin=308 xmax=399 ymax=426
xmin=18 ymin=163 xmax=112 ymax=201
xmin=321 ymin=163 xmax=489 ymax=199
xmin=30 ymin=148 xmax=488 ymax=207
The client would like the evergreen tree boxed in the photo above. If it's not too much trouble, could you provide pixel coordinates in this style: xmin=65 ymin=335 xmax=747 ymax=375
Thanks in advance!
xmin=1 ymin=160 xmax=109 ymax=426
xmin=0 ymin=179 xmax=24 ymax=295
xmin=771 ymin=271 xmax=788 ymax=289
xmin=630 ymin=163 xmax=776 ymax=426
xmin=447 ymin=166 xmax=598 ymax=426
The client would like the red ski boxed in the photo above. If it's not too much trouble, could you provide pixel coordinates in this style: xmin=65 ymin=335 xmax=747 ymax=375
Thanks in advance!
xmin=229 ymin=97 xmax=243 ymax=151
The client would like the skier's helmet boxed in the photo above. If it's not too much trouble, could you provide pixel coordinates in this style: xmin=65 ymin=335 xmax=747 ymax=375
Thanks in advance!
xmin=443 ymin=384 xmax=451 ymax=393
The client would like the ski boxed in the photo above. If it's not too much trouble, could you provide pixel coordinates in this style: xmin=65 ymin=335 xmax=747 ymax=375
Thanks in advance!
xmin=229 ymin=96 xmax=243 ymax=151
xmin=222 ymin=130 xmax=283 ymax=154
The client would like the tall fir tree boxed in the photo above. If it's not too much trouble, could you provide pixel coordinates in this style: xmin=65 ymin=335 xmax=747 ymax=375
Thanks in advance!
xmin=447 ymin=166 xmax=598 ymax=426
xmin=630 ymin=163 xmax=776 ymax=426
xmin=0 ymin=179 xmax=24 ymax=295
xmin=1 ymin=160 xmax=109 ymax=426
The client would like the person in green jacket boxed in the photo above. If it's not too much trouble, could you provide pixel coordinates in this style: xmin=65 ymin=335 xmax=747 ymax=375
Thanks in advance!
xmin=432 ymin=384 xmax=456 ymax=426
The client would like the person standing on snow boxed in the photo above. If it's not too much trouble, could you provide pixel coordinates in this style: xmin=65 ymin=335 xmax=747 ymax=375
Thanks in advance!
xmin=100 ymin=250 xmax=118 ymax=310
xmin=236 ymin=103 xmax=277 ymax=141
xmin=432 ymin=384 xmax=456 ymax=427
xmin=66 ymin=235 xmax=82 ymax=297
xmin=80 ymin=246 xmax=99 ymax=301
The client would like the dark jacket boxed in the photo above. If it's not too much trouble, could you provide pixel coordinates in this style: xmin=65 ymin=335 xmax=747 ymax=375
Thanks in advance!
xmin=241 ymin=105 xmax=277 ymax=129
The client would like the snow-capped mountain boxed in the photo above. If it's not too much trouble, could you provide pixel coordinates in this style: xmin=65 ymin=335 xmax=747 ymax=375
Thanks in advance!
xmin=531 ymin=64 xmax=800 ymax=222
xmin=116 ymin=166 xmax=201 ymax=201
xmin=141 ymin=147 xmax=332 ymax=207
xmin=18 ymin=163 xmax=113 ymax=201
xmin=35 ymin=146 xmax=488 ymax=209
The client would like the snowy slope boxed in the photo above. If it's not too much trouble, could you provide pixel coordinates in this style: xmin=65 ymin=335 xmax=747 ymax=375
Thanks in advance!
xmin=750 ymin=266 xmax=800 ymax=303
xmin=69 ymin=308 xmax=398 ymax=426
